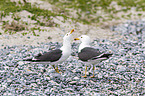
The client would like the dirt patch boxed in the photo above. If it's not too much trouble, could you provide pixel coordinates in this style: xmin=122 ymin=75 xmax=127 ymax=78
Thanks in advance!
xmin=1 ymin=0 xmax=143 ymax=48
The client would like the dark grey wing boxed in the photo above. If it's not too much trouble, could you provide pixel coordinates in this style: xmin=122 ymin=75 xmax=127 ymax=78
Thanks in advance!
xmin=78 ymin=47 xmax=102 ymax=61
xmin=34 ymin=49 xmax=62 ymax=62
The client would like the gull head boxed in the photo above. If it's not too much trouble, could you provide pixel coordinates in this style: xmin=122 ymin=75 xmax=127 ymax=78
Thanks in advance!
xmin=63 ymin=29 xmax=74 ymax=41
xmin=74 ymin=35 xmax=91 ymax=44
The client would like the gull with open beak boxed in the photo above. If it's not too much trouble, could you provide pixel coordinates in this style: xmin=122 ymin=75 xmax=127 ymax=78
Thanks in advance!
xmin=24 ymin=29 xmax=75 ymax=73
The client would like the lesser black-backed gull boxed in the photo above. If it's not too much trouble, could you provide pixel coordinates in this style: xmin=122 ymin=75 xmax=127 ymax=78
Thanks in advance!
xmin=74 ymin=35 xmax=112 ymax=78
xmin=24 ymin=29 xmax=74 ymax=73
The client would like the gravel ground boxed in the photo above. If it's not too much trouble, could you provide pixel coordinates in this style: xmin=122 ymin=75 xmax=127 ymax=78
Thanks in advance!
xmin=0 ymin=20 xmax=145 ymax=95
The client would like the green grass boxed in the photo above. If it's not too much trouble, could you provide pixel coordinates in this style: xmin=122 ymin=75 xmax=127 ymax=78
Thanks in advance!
xmin=0 ymin=0 xmax=72 ymax=33
xmin=1 ymin=0 xmax=145 ymax=30
xmin=45 ymin=0 xmax=145 ymax=24
xmin=0 ymin=0 xmax=57 ymax=18
xmin=0 ymin=0 xmax=69 ymax=28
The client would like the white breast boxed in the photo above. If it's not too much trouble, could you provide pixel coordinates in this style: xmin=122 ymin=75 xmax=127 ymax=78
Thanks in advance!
xmin=79 ymin=43 xmax=90 ymax=52
xmin=55 ymin=46 xmax=71 ymax=64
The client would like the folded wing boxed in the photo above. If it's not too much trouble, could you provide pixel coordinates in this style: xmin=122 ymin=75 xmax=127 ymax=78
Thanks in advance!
xmin=78 ymin=47 xmax=112 ymax=61
xmin=24 ymin=49 xmax=62 ymax=62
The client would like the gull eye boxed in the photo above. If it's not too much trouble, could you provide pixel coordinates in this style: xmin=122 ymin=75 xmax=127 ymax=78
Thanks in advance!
xmin=67 ymin=34 xmax=69 ymax=36
xmin=81 ymin=37 xmax=82 ymax=38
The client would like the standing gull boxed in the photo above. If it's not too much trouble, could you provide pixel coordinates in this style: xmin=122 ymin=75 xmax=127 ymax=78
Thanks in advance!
xmin=24 ymin=29 xmax=74 ymax=73
xmin=74 ymin=35 xmax=112 ymax=78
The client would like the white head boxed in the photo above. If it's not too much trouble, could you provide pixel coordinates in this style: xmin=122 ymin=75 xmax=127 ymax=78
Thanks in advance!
xmin=74 ymin=35 xmax=91 ymax=52
xmin=74 ymin=35 xmax=91 ymax=45
xmin=63 ymin=29 xmax=74 ymax=42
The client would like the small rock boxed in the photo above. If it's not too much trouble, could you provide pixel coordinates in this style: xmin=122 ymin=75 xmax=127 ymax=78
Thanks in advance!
xmin=73 ymin=77 xmax=79 ymax=80
xmin=18 ymin=61 xmax=25 ymax=66
xmin=117 ymin=65 xmax=126 ymax=72
xmin=69 ymin=81 xmax=77 ymax=85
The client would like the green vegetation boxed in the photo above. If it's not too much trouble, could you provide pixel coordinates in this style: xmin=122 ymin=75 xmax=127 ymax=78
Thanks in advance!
xmin=21 ymin=32 xmax=27 ymax=36
xmin=0 ymin=0 xmax=55 ymax=18
xmin=0 ymin=0 xmax=66 ymax=33
xmin=0 ymin=0 xmax=145 ymax=34
xmin=2 ymin=20 xmax=26 ymax=31
xmin=45 ymin=0 xmax=145 ymax=24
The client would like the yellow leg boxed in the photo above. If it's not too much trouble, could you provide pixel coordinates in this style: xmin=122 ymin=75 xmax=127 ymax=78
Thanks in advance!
xmin=82 ymin=66 xmax=87 ymax=78
xmin=90 ymin=65 xmax=95 ymax=78
xmin=55 ymin=66 xmax=60 ymax=73
xmin=52 ymin=65 xmax=55 ymax=69
xmin=52 ymin=65 xmax=59 ymax=73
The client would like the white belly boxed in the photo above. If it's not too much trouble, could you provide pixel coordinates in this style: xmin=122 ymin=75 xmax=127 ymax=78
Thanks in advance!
xmin=53 ymin=50 xmax=71 ymax=65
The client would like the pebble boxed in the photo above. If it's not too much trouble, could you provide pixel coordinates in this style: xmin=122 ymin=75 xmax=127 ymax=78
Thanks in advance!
xmin=69 ymin=81 xmax=77 ymax=85
xmin=18 ymin=61 xmax=25 ymax=66
xmin=117 ymin=65 xmax=126 ymax=72
xmin=73 ymin=77 xmax=80 ymax=80
xmin=0 ymin=20 xmax=144 ymax=95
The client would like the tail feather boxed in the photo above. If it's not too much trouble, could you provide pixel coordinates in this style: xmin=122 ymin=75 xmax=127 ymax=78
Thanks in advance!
xmin=23 ymin=53 xmax=42 ymax=62
xmin=23 ymin=57 xmax=45 ymax=62
xmin=23 ymin=57 xmax=35 ymax=62
xmin=101 ymin=53 xmax=112 ymax=59
xmin=23 ymin=58 xmax=32 ymax=61
xmin=92 ymin=53 xmax=112 ymax=60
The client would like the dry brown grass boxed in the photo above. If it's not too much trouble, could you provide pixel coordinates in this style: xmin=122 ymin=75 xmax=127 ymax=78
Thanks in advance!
xmin=2 ymin=21 xmax=27 ymax=31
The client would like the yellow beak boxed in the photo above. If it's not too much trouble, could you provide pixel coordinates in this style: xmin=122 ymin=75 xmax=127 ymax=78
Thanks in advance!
xmin=70 ymin=29 xmax=74 ymax=34
xmin=74 ymin=38 xmax=80 ymax=40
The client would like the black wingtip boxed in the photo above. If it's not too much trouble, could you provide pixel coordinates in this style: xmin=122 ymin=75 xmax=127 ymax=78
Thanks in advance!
xmin=23 ymin=53 xmax=42 ymax=61
xmin=35 ymin=53 xmax=42 ymax=59
xmin=23 ymin=58 xmax=42 ymax=62
xmin=23 ymin=58 xmax=33 ymax=61
xmin=103 ymin=53 xmax=113 ymax=58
